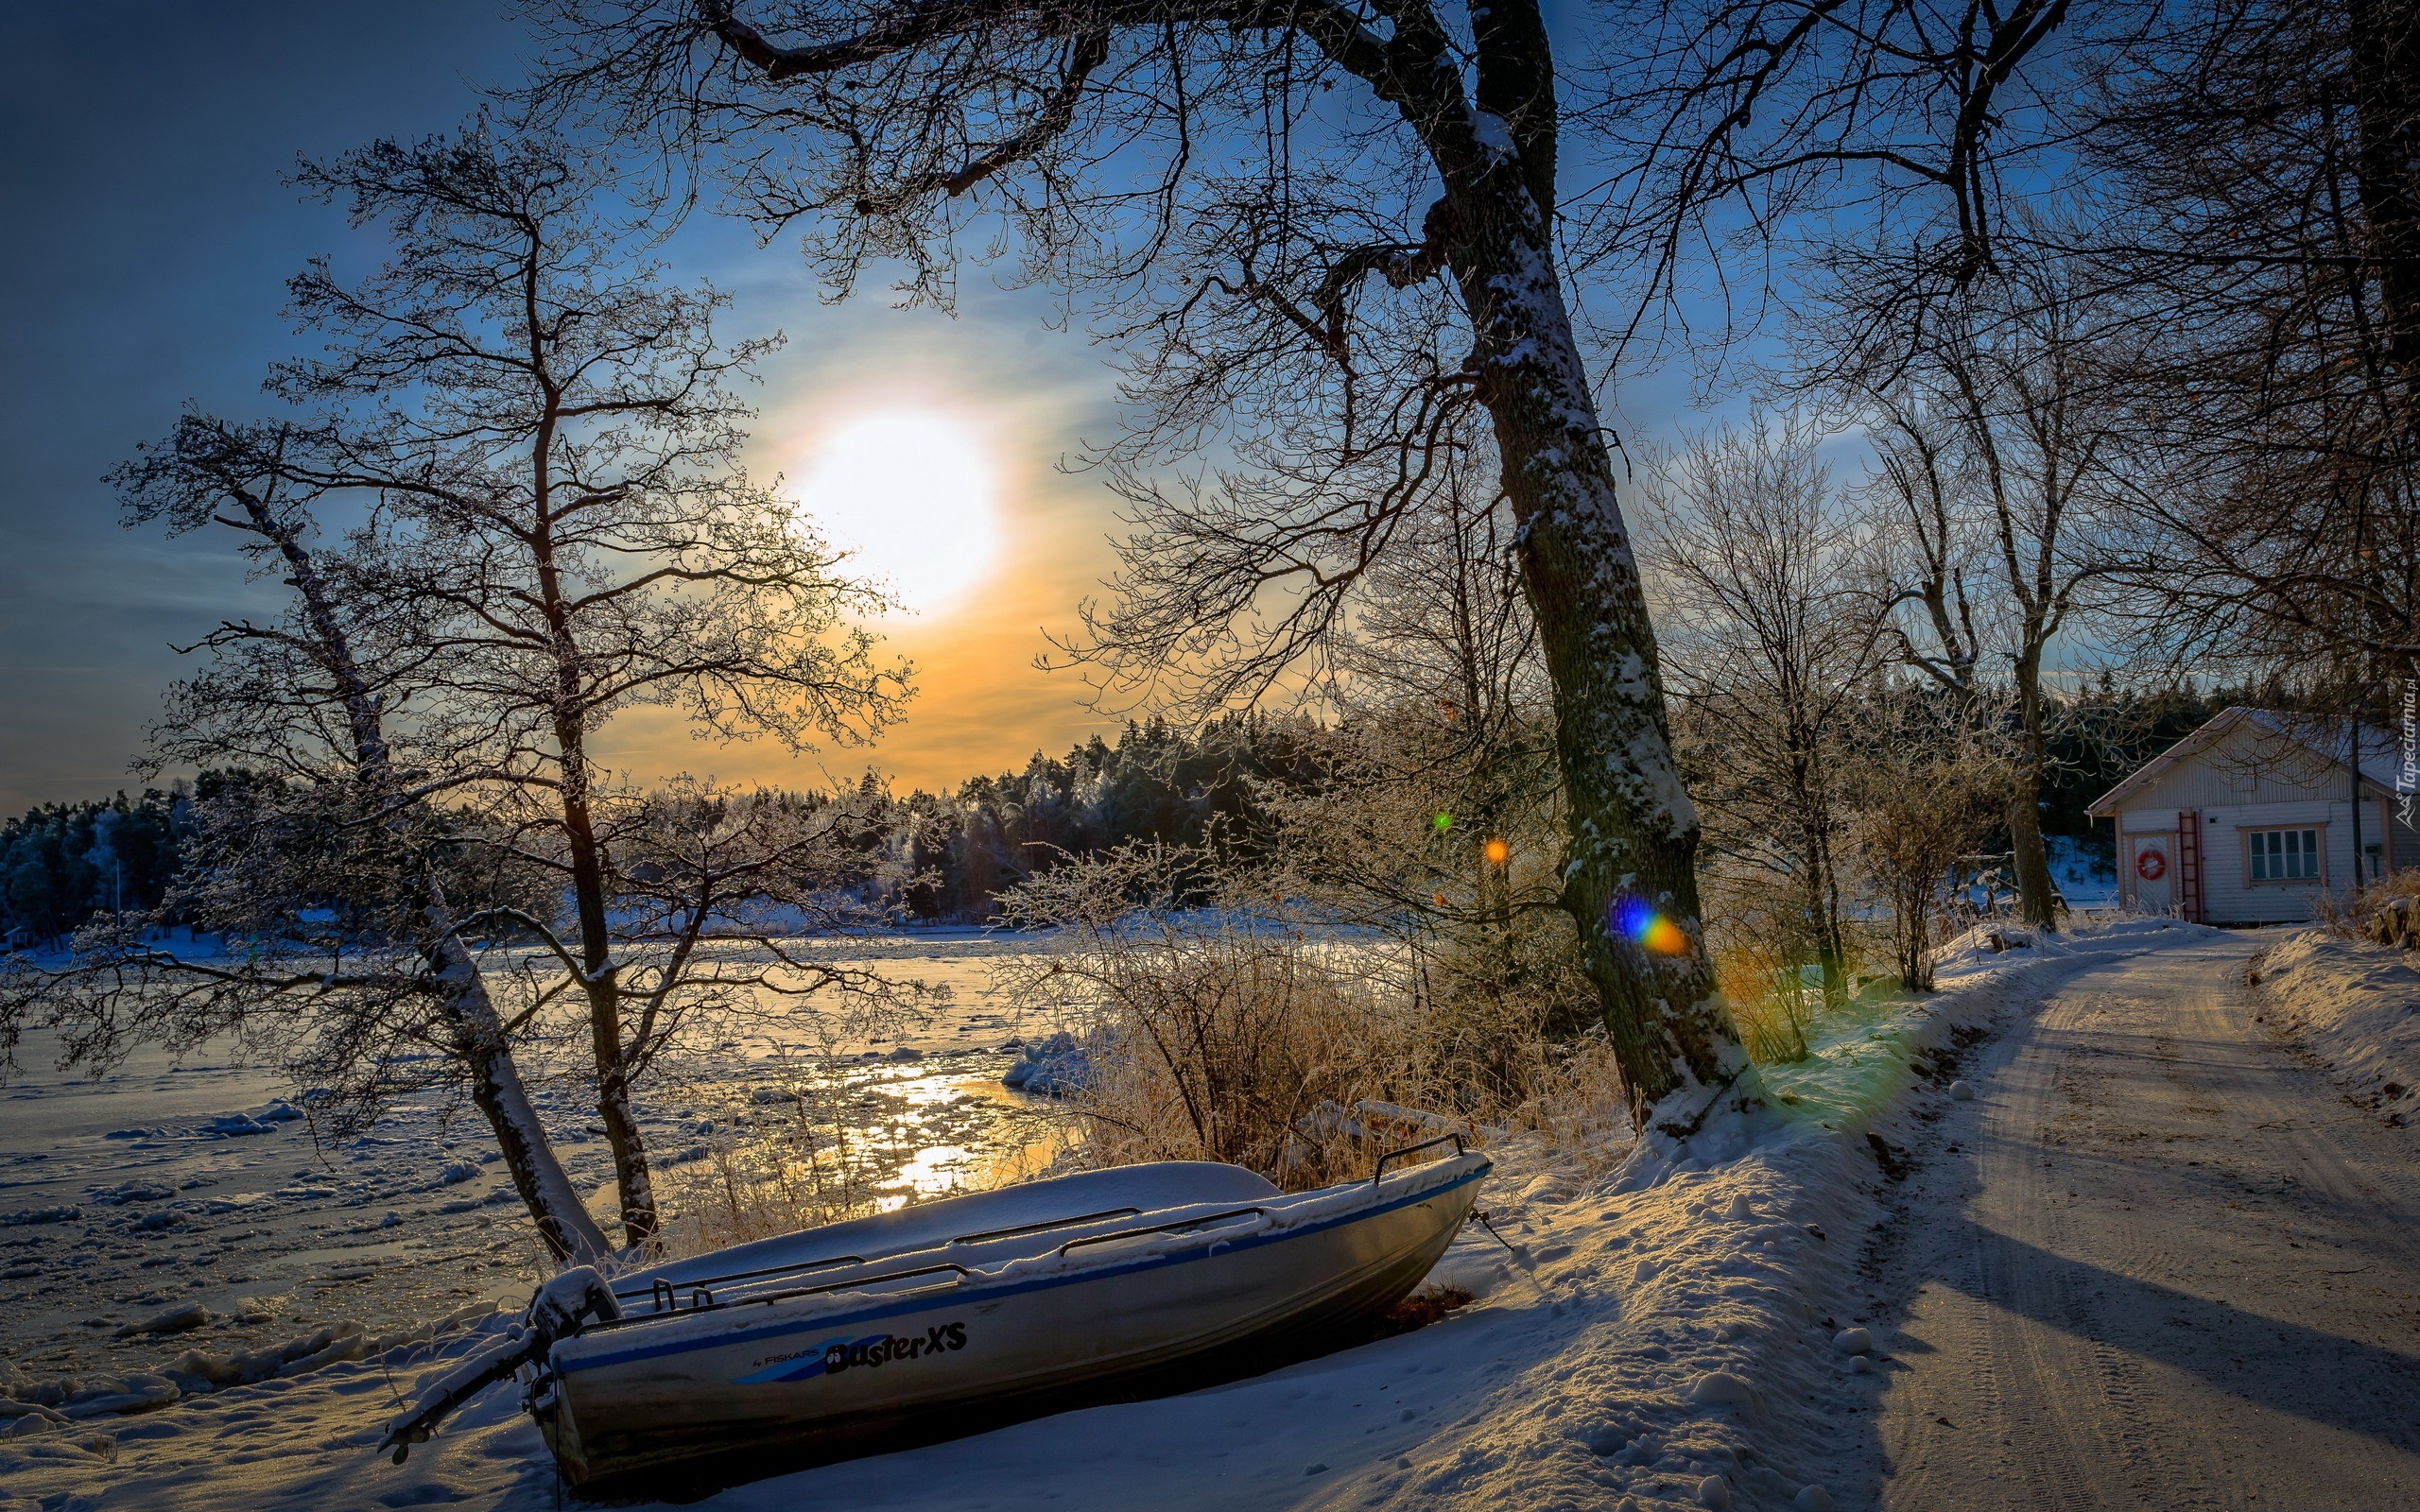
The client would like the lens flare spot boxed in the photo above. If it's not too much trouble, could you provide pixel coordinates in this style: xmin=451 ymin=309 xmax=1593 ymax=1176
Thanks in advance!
xmin=1482 ymin=838 xmax=1511 ymax=866
xmin=1432 ymin=812 xmax=1455 ymax=833
xmin=1611 ymin=896 xmax=1691 ymax=955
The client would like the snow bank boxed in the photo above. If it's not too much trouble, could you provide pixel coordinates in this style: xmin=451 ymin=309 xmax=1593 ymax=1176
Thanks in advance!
xmin=2251 ymin=930 xmax=2420 ymax=1124
xmin=1001 ymin=1032 xmax=1089 ymax=1096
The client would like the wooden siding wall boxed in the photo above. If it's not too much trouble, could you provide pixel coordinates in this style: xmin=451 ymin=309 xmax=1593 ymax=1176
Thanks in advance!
xmin=2117 ymin=724 xmax=2355 ymax=812
xmin=2108 ymin=718 xmax=2420 ymax=923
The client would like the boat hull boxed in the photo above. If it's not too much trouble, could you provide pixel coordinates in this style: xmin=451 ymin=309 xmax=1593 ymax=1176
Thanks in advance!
xmin=542 ymin=1155 xmax=1485 ymax=1487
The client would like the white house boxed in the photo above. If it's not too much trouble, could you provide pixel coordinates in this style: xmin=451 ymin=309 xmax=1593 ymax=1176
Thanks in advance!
xmin=2085 ymin=706 xmax=2417 ymax=925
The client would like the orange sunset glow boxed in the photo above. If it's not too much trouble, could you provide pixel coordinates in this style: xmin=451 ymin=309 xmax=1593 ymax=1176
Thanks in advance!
xmin=591 ymin=346 xmax=1123 ymax=799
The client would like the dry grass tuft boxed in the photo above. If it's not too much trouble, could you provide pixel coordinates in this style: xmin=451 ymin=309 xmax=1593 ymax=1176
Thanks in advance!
xmin=990 ymin=845 xmax=1646 ymax=1193
xmin=1500 ymin=1036 xmax=1638 ymax=1182
xmin=1008 ymin=925 xmax=1436 ymax=1191
xmin=650 ymin=1059 xmax=932 ymax=1260
xmin=2318 ymin=868 xmax=2420 ymax=948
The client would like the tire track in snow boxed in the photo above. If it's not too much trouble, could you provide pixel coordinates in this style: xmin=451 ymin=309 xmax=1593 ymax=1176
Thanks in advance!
xmin=1860 ymin=937 xmax=2420 ymax=1511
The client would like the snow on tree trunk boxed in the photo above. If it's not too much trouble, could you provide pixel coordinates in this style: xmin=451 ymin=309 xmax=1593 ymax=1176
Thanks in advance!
xmin=1439 ymin=170 xmax=1742 ymax=1111
xmin=426 ymin=908 xmax=612 ymax=1266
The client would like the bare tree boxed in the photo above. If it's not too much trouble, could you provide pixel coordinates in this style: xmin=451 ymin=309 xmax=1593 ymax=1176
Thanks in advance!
xmin=1858 ymin=396 xmax=1993 ymax=724
xmin=1579 ymin=0 xmax=2086 ymax=350
xmin=1602 ymin=0 xmax=2420 ymax=709
xmin=0 ymin=414 xmax=615 ymax=1266
xmin=268 ymin=127 xmax=916 ymax=1246
xmin=1810 ymin=256 xmax=2121 ymax=929
xmin=1847 ymin=723 xmax=2007 ymax=991
xmin=5 ymin=126 xmax=918 ymax=1257
xmin=527 ymin=0 xmax=1746 ymax=1111
xmin=2072 ymin=0 xmax=2420 ymax=703
xmin=1639 ymin=416 xmax=1887 ymax=995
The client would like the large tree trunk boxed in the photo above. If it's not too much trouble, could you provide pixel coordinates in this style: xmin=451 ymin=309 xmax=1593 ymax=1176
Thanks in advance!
xmin=696 ymin=0 xmax=1745 ymax=1117
xmin=1439 ymin=178 xmax=1740 ymax=1115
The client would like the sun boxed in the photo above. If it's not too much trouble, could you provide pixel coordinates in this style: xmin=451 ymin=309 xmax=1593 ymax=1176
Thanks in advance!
xmin=789 ymin=411 xmax=1001 ymax=615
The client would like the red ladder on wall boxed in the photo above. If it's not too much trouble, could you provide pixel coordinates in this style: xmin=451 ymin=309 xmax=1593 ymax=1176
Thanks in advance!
xmin=2176 ymin=809 xmax=2204 ymax=923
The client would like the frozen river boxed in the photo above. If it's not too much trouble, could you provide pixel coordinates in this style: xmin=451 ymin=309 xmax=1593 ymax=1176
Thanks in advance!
xmin=0 ymin=932 xmax=1063 ymax=1386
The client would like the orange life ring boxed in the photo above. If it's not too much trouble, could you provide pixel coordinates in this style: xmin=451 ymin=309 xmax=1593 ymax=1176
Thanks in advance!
xmin=2135 ymin=848 xmax=2167 ymax=881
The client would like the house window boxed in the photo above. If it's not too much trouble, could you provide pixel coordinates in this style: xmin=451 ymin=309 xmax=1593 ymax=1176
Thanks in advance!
xmin=2247 ymin=827 xmax=2322 ymax=882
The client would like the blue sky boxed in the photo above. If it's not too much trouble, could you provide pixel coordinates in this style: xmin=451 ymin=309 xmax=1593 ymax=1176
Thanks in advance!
xmin=0 ymin=3 xmax=1159 ymax=812
xmin=0 ymin=3 xmax=1794 ymax=816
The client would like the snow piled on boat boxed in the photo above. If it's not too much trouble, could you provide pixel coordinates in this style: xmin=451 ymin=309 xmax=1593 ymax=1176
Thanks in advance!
xmin=0 ymin=917 xmax=2226 ymax=1512
xmin=2249 ymin=928 xmax=2420 ymax=1124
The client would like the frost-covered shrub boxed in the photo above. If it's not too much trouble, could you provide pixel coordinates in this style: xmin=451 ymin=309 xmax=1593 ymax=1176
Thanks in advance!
xmin=989 ymin=843 xmax=1634 ymax=1191
xmin=1846 ymin=748 xmax=2009 ymax=991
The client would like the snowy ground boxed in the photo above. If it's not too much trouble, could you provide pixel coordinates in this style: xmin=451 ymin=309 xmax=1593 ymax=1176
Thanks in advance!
xmin=2048 ymin=835 xmax=2118 ymax=911
xmin=3 ymin=918 xmax=2262 ymax=1512
xmin=2247 ymin=929 xmax=2420 ymax=1122
xmin=1842 ymin=931 xmax=2420 ymax=1509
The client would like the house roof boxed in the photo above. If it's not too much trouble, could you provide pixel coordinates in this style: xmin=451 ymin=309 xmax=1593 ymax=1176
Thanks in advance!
xmin=2083 ymin=705 xmax=2404 ymax=817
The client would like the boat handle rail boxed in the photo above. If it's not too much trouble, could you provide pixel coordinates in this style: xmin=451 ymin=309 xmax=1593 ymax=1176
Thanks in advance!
xmin=754 ymin=1262 xmax=972 ymax=1307
xmin=643 ymin=1278 xmax=721 ymax=1315
xmin=587 ymin=1263 xmax=970 ymax=1330
xmin=1372 ymin=1131 xmax=1467 ymax=1185
xmin=1055 ymin=1206 xmax=1269 ymax=1258
xmin=950 ymin=1207 xmax=1143 ymax=1246
xmin=612 ymin=1252 xmax=868 ymax=1307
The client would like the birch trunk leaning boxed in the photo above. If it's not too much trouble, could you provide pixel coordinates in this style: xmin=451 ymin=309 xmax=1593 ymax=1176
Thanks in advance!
xmin=247 ymin=494 xmax=612 ymax=1267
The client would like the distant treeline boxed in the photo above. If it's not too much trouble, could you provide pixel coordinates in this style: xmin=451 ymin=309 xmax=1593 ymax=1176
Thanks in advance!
xmin=885 ymin=713 xmax=1327 ymax=921
xmin=0 ymin=687 xmax=2324 ymax=946
xmin=1 ymin=785 xmax=195 ymax=947
xmin=0 ymin=714 xmax=1326 ymax=944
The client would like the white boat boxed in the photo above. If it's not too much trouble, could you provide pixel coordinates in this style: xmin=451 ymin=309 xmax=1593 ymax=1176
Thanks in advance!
xmin=382 ymin=1134 xmax=1488 ymax=1489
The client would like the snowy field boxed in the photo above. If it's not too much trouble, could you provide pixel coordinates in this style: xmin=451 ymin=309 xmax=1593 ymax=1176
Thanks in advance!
xmin=0 ymin=918 xmax=2223 ymax=1512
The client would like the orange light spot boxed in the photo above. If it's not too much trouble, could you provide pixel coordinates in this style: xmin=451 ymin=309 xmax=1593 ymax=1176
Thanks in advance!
xmin=1482 ymin=838 xmax=1511 ymax=866
xmin=1641 ymin=917 xmax=1689 ymax=955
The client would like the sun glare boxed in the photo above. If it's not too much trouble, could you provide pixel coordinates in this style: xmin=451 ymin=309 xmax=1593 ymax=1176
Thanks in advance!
xmin=791 ymin=411 xmax=1001 ymax=615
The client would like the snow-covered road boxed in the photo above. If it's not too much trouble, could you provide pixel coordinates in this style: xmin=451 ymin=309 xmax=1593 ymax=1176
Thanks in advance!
xmin=1857 ymin=935 xmax=2420 ymax=1509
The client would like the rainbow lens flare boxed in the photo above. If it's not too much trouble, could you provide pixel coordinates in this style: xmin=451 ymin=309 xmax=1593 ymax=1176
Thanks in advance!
xmin=1610 ymin=895 xmax=1691 ymax=956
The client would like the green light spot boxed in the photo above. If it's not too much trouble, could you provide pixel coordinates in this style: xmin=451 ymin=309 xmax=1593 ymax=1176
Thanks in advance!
xmin=1432 ymin=812 xmax=1454 ymax=833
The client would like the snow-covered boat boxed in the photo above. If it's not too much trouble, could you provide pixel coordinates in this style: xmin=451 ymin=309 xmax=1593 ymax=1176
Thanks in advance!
xmin=382 ymin=1135 xmax=1487 ymax=1488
